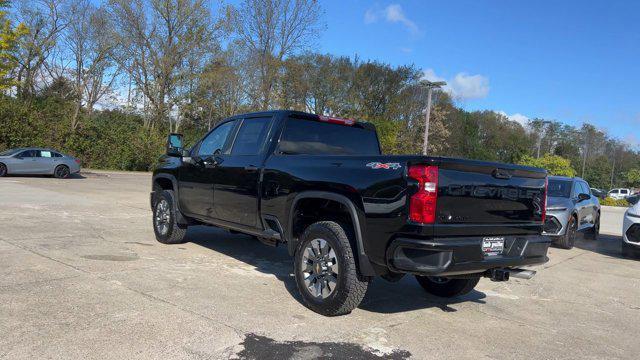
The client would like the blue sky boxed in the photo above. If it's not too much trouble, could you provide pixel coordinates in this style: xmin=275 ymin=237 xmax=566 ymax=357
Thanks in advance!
xmin=318 ymin=1 xmax=639 ymax=146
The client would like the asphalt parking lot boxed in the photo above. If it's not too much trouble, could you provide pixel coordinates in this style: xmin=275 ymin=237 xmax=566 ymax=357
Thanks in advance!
xmin=1 ymin=172 xmax=639 ymax=359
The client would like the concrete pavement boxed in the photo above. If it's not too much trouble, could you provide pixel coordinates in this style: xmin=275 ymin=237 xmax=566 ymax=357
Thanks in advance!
xmin=1 ymin=172 xmax=639 ymax=359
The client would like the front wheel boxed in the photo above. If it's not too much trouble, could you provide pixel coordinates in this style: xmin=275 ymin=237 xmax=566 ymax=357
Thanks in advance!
xmin=153 ymin=190 xmax=188 ymax=244
xmin=0 ymin=163 xmax=6 ymax=177
xmin=556 ymin=215 xmax=577 ymax=249
xmin=415 ymin=276 xmax=480 ymax=298
xmin=294 ymin=221 xmax=369 ymax=316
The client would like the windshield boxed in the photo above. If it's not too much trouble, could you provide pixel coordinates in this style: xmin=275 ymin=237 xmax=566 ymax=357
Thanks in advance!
xmin=0 ymin=148 xmax=20 ymax=156
xmin=548 ymin=179 xmax=572 ymax=198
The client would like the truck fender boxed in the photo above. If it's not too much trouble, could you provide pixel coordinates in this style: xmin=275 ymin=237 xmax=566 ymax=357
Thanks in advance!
xmin=152 ymin=173 xmax=189 ymax=225
xmin=287 ymin=191 xmax=376 ymax=277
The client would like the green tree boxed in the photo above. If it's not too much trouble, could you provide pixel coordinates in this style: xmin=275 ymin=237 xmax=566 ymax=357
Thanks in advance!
xmin=518 ymin=154 xmax=577 ymax=177
xmin=625 ymin=169 xmax=640 ymax=188
xmin=0 ymin=0 xmax=28 ymax=89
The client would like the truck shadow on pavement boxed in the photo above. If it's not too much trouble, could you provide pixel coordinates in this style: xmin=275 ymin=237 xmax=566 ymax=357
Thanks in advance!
xmin=187 ymin=226 xmax=487 ymax=315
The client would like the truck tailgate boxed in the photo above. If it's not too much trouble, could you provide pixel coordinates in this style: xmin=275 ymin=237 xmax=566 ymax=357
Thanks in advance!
xmin=432 ymin=158 xmax=546 ymax=237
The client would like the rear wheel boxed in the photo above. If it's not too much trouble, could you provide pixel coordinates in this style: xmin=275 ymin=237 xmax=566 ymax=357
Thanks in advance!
xmin=556 ymin=215 xmax=577 ymax=249
xmin=587 ymin=213 xmax=600 ymax=240
xmin=153 ymin=190 xmax=188 ymax=244
xmin=0 ymin=163 xmax=6 ymax=177
xmin=54 ymin=165 xmax=70 ymax=179
xmin=415 ymin=276 xmax=480 ymax=298
xmin=294 ymin=221 xmax=369 ymax=316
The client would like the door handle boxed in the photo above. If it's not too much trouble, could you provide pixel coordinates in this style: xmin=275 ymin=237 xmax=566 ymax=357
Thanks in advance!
xmin=244 ymin=165 xmax=259 ymax=171
xmin=203 ymin=159 xmax=218 ymax=168
xmin=202 ymin=156 xmax=223 ymax=169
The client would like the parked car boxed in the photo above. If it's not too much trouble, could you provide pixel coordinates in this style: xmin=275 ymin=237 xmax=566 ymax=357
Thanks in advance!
xmin=628 ymin=194 xmax=640 ymax=206
xmin=0 ymin=148 xmax=80 ymax=178
xmin=150 ymin=110 xmax=551 ymax=316
xmin=608 ymin=188 xmax=631 ymax=200
xmin=590 ymin=188 xmax=606 ymax=200
xmin=543 ymin=176 xmax=600 ymax=249
xmin=623 ymin=202 xmax=640 ymax=258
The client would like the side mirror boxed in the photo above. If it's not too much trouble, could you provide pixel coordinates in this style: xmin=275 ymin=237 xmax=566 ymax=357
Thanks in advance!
xmin=578 ymin=193 xmax=591 ymax=202
xmin=166 ymin=133 xmax=184 ymax=157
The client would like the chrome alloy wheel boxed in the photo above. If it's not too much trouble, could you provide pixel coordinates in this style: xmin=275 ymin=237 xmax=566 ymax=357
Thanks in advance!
xmin=155 ymin=199 xmax=171 ymax=235
xmin=301 ymin=238 xmax=339 ymax=299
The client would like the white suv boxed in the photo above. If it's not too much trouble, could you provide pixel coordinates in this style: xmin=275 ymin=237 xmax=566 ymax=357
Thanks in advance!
xmin=608 ymin=188 xmax=631 ymax=200
xmin=623 ymin=202 xmax=640 ymax=258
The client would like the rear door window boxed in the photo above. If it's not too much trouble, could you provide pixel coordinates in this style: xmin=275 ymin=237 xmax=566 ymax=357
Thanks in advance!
xmin=231 ymin=117 xmax=272 ymax=155
xmin=40 ymin=151 xmax=52 ymax=158
xmin=278 ymin=118 xmax=380 ymax=155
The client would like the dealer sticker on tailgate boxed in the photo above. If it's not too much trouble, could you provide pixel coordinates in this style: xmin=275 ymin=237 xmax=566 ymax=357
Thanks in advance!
xmin=482 ymin=237 xmax=505 ymax=256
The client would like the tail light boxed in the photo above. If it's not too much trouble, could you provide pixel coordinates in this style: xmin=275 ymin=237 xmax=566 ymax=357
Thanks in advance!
xmin=541 ymin=177 xmax=548 ymax=224
xmin=75 ymin=159 xmax=81 ymax=164
xmin=408 ymin=164 xmax=438 ymax=224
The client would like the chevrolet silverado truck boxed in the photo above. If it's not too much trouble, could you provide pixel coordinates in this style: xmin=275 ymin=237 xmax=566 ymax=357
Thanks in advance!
xmin=151 ymin=110 xmax=550 ymax=316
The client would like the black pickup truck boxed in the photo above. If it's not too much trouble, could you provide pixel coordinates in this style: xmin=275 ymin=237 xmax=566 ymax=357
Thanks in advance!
xmin=151 ymin=110 xmax=550 ymax=316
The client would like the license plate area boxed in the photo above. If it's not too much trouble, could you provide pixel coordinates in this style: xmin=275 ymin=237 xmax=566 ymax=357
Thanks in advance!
xmin=482 ymin=237 xmax=505 ymax=256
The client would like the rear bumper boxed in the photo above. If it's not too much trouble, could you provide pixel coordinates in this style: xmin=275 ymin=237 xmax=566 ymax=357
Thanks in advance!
xmin=386 ymin=235 xmax=551 ymax=277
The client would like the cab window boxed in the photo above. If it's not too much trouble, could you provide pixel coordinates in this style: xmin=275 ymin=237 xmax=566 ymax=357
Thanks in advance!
xmin=197 ymin=120 xmax=237 ymax=157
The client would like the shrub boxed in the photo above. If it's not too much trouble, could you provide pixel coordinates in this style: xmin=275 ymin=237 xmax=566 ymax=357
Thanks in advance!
xmin=600 ymin=197 xmax=630 ymax=207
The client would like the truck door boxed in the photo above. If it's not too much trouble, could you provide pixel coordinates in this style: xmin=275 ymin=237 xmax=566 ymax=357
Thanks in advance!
xmin=178 ymin=120 xmax=237 ymax=219
xmin=212 ymin=116 xmax=273 ymax=228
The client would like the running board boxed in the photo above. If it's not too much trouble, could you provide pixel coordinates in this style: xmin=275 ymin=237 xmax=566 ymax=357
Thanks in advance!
xmin=257 ymin=229 xmax=281 ymax=247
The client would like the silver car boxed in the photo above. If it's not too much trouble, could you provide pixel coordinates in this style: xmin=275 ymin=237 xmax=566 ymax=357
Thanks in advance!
xmin=543 ymin=176 xmax=600 ymax=249
xmin=0 ymin=148 xmax=81 ymax=178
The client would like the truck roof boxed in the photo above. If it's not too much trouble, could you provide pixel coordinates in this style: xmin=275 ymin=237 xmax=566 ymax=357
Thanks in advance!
xmin=228 ymin=110 xmax=377 ymax=131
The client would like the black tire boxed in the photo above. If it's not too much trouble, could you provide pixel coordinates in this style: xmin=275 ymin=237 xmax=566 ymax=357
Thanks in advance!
xmin=556 ymin=215 xmax=577 ymax=249
xmin=293 ymin=221 xmax=369 ymax=316
xmin=586 ymin=212 xmax=600 ymax=240
xmin=622 ymin=241 xmax=640 ymax=259
xmin=415 ymin=276 xmax=480 ymax=298
xmin=0 ymin=163 xmax=6 ymax=177
xmin=153 ymin=190 xmax=188 ymax=244
xmin=54 ymin=165 xmax=70 ymax=179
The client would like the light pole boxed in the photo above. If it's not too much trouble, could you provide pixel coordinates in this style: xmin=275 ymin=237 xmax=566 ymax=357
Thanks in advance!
xmin=422 ymin=80 xmax=447 ymax=155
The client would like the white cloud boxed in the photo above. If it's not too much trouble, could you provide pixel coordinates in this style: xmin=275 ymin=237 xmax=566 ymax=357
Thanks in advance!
xmin=399 ymin=47 xmax=413 ymax=53
xmin=422 ymin=69 xmax=490 ymax=100
xmin=498 ymin=111 xmax=529 ymax=126
xmin=364 ymin=4 xmax=419 ymax=34
xmin=364 ymin=9 xmax=377 ymax=24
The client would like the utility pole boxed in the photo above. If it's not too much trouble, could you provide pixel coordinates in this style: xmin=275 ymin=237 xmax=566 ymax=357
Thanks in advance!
xmin=581 ymin=135 xmax=589 ymax=179
xmin=422 ymin=80 xmax=447 ymax=155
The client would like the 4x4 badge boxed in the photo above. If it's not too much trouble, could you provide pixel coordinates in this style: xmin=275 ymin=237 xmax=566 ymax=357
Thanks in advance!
xmin=366 ymin=162 xmax=401 ymax=170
